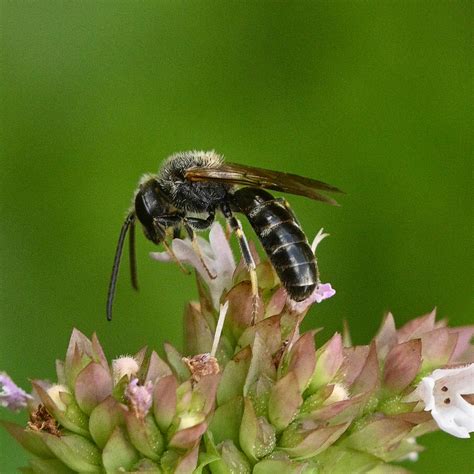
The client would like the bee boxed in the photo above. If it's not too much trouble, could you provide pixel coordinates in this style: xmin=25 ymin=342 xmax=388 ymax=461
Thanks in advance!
xmin=107 ymin=151 xmax=342 ymax=321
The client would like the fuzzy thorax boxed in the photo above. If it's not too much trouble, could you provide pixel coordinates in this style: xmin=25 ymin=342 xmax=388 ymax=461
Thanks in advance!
xmin=156 ymin=150 xmax=229 ymax=212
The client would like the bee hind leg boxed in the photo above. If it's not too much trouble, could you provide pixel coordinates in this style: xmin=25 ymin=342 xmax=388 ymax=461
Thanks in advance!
xmin=221 ymin=204 xmax=260 ymax=324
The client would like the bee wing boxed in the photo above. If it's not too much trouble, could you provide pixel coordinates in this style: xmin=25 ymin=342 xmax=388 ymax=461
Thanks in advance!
xmin=185 ymin=162 xmax=343 ymax=206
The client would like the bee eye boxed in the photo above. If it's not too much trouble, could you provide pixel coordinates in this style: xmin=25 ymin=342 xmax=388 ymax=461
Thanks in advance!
xmin=135 ymin=192 xmax=153 ymax=228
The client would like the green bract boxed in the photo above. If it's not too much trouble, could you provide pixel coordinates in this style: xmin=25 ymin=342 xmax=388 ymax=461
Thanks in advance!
xmin=2 ymin=252 xmax=473 ymax=473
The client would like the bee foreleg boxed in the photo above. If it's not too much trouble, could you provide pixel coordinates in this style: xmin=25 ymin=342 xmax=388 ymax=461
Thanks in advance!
xmin=153 ymin=218 xmax=190 ymax=275
xmin=163 ymin=240 xmax=191 ymax=275
xmin=155 ymin=214 xmax=183 ymax=227
xmin=221 ymin=205 xmax=260 ymax=324
xmin=184 ymin=210 xmax=215 ymax=231
xmin=183 ymin=221 xmax=216 ymax=280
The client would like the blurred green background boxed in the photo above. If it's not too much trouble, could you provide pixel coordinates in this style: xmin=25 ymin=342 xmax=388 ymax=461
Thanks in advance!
xmin=1 ymin=1 xmax=472 ymax=472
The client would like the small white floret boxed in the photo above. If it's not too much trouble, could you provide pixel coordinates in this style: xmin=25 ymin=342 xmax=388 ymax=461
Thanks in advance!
xmin=414 ymin=363 xmax=474 ymax=438
xmin=46 ymin=384 xmax=70 ymax=412
xmin=112 ymin=356 xmax=140 ymax=385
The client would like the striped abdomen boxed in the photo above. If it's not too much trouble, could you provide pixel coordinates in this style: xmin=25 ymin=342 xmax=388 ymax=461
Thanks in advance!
xmin=230 ymin=187 xmax=317 ymax=301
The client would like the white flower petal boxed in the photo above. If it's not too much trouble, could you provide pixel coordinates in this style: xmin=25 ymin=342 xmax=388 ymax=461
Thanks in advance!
xmin=150 ymin=250 xmax=172 ymax=263
xmin=150 ymin=222 xmax=236 ymax=310
xmin=432 ymin=405 xmax=472 ymax=438
xmin=311 ymin=228 xmax=330 ymax=253
xmin=418 ymin=376 xmax=436 ymax=411
xmin=46 ymin=384 xmax=70 ymax=412
xmin=415 ymin=363 xmax=474 ymax=438
xmin=431 ymin=365 xmax=474 ymax=394
xmin=173 ymin=238 xmax=216 ymax=283
xmin=209 ymin=222 xmax=235 ymax=278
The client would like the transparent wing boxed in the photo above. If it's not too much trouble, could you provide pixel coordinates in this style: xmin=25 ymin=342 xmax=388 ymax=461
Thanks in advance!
xmin=185 ymin=162 xmax=343 ymax=205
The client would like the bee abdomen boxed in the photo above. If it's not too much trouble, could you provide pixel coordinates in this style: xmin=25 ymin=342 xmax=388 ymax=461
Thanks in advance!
xmin=231 ymin=188 xmax=317 ymax=301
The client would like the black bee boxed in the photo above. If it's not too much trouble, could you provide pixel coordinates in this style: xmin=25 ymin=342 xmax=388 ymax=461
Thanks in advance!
xmin=107 ymin=151 xmax=342 ymax=321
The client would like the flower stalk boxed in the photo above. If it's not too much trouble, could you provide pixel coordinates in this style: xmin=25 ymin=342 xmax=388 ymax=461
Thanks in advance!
xmin=1 ymin=222 xmax=472 ymax=473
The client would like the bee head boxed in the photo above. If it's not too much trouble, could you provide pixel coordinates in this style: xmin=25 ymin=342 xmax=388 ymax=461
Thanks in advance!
xmin=134 ymin=176 xmax=172 ymax=245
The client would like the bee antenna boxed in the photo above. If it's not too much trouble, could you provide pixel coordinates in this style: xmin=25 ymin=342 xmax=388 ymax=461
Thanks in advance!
xmin=107 ymin=212 xmax=136 ymax=321
xmin=129 ymin=217 xmax=139 ymax=291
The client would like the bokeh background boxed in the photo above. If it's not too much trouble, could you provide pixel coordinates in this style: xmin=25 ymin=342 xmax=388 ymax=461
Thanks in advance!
xmin=1 ymin=1 xmax=472 ymax=471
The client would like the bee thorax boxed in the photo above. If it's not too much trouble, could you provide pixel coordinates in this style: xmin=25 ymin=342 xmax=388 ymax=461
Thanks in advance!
xmin=158 ymin=150 xmax=229 ymax=212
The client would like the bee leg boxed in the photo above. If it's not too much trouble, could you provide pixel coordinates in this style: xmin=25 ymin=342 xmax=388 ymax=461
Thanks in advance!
xmin=183 ymin=221 xmax=217 ymax=280
xmin=221 ymin=205 xmax=260 ymax=324
xmin=225 ymin=221 xmax=232 ymax=240
xmin=153 ymin=218 xmax=191 ymax=275
xmin=162 ymin=240 xmax=191 ymax=275
xmin=184 ymin=210 xmax=215 ymax=231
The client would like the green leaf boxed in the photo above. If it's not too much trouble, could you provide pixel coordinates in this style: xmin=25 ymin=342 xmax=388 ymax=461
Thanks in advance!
xmin=31 ymin=381 xmax=89 ymax=437
xmin=280 ymin=422 xmax=350 ymax=460
xmin=153 ymin=374 xmax=178 ymax=432
xmin=169 ymin=421 xmax=207 ymax=450
xmin=368 ymin=465 xmax=410 ymax=474
xmin=268 ymin=372 xmax=302 ymax=432
xmin=28 ymin=459 xmax=75 ymax=474
xmin=237 ymin=315 xmax=282 ymax=356
xmin=350 ymin=343 xmax=380 ymax=395
xmin=247 ymin=375 xmax=273 ymax=417
xmin=164 ymin=343 xmax=190 ymax=382
xmin=125 ymin=412 xmax=164 ymax=460
xmin=194 ymin=373 xmax=221 ymax=417
xmin=64 ymin=329 xmax=94 ymax=388
xmin=383 ymin=339 xmax=422 ymax=393
xmin=1 ymin=420 xmax=53 ymax=459
xmin=132 ymin=458 xmax=163 ymax=472
xmin=341 ymin=417 xmax=415 ymax=458
xmin=209 ymin=440 xmax=251 ymax=474
xmin=194 ymin=453 xmax=221 ymax=474
xmin=239 ymin=398 xmax=275 ymax=463
xmin=146 ymin=351 xmax=173 ymax=383
xmin=160 ymin=450 xmax=180 ymax=474
xmin=285 ymin=332 xmax=317 ymax=392
xmin=314 ymin=446 xmax=381 ymax=474
xmin=75 ymin=361 xmax=113 ymax=415
xmin=42 ymin=432 xmax=101 ymax=473
xmin=226 ymin=282 xmax=259 ymax=340
xmin=254 ymin=459 xmax=314 ymax=474
xmin=89 ymin=396 xmax=125 ymax=449
xmin=243 ymin=333 xmax=276 ymax=396
xmin=209 ymin=396 xmax=244 ymax=445
xmin=174 ymin=444 xmax=200 ymax=474
xmin=307 ymin=333 xmax=343 ymax=394
xmin=217 ymin=347 xmax=251 ymax=405
xmin=183 ymin=301 xmax=214 ymax=355
xmin=102 ymin=426 xmax=140 ymax=472
xmin=239 ymin=398 xmax=259 ymax=463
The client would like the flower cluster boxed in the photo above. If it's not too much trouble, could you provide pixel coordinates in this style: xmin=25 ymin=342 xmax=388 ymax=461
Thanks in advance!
xmin=0 ymin=373 xmax=32 ymax=411
xmin=1 ymin=223 xmax=472 ymax=473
